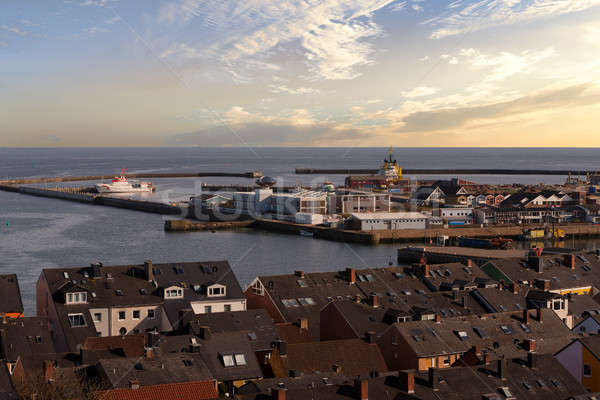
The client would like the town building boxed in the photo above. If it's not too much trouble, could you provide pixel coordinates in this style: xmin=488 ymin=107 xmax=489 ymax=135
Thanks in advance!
xmin=555 ymin=336 xmax=600 ymax=392
xmin=328 ymin=193 xmax=391 ymax=214
xmin=347 ymin=211 xmax=428 ymax=230
xmin=376 ymin=308 xmax=574 ymax=372
xmin=0 ymin=275 xmax=24 ymax=318
xmin=432 ymin=206 xmax=473 ymax=225
xmin=36 ymin=260 xmax=246 ymax=352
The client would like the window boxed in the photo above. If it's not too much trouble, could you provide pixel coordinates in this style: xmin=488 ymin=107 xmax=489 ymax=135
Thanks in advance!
xmin=298 ymin=297 xmax=316 ymax=306
xmin=204 ymin=305 xmax=212 ymax=314
xmin=208 ymin=286 xmax=226 ymax=296
xmin=500 ymin=325 xmax=513 ymax=335
xmin=584 ymin=364 xmax=592 ymax=377
xmin=234 ymin=354 xmax=247 ymax=366
xmin=68 ymin=313 xmax=86 ymax=327
xmin=224 ymin=304 xmax=231 ymax=312
xmin=133 ymin=310 xmax=140 ymax=320
xmin=118 ymin=311 xmax=126 ymax=321
xmin=66 ymin=292 xmax=87 ymax=304
xmin=119 ymin=327 xmax=127 ymax=336
xmin=222 ymin=354 xmax=235 ymax=367
xmin=443 ymin=356 xmax=451 ymax=365
xmin=281 ymin=299 xmax=300 ymax=308
xmin=147 ymin=309 xmax=155 ymax=319
xmin=93 ymin=313 xmax=102 ymax=322
xmin=165 ymin=288 xmax=183 ymax=298
xmin=455 ymin=331 xmax=468 ymax=340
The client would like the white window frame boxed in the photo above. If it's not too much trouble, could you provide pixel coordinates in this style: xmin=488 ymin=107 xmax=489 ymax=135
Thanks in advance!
xmin=68 ymin=313 xmax=86 ymax=327
xmin=66 ymin=291 xmax=88 ymax=305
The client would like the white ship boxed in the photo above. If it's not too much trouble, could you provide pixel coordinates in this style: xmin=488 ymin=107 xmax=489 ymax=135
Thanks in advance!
xmin=95 ymin=169 xmax=154 ymax=194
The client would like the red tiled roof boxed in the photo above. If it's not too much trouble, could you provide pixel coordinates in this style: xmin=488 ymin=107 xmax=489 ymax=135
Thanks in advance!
xmin=95 ymin=381 xmax=218 ymax=400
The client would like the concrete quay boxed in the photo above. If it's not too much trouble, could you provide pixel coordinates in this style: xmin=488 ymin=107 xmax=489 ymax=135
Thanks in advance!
xmin=397 ymin=246 xmax=527 ymax=265
xmin=164 ymin=219 xmax=255 ymax=232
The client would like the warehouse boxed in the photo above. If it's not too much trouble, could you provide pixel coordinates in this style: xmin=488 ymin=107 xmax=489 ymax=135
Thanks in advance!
xmin=348 ymin=212 xmax=428 ymax=231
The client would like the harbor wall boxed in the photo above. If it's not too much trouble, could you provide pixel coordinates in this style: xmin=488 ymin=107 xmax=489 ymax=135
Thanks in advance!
xmin=296 ymin=168 xmax=599 ymax=176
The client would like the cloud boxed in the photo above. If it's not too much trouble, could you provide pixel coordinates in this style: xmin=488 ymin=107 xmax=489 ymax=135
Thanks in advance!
xmin=0 ymin=41 xmax=7 ymax=48
xmin=428 ymin=0 xmax=600 ymax=39
xmin=39 ymin=135 xmax=63 ymax=143
xmin=402 ymin=86 xmax=439 ymax=98
xmin=0 ymin=25 xmax=29 ymax=37
xmin=390 ymin=1 xmax=408 ymax=11
xmin=396 ymin=83 xmax=595 ymax=132
xmin=104 ymin=15 xmax=121 ymax=25
xmin=458 ymin=47 xmax=556 ymax=81
xmin=165 ymin=121 xmax=366 ymax=146
xmin=159 ymin=0 xmax=396 ymax=80
xmin=84 ymin=26 xmax=110 ymax=35
xmin=268 ymin=84 xmax=321 ymax=95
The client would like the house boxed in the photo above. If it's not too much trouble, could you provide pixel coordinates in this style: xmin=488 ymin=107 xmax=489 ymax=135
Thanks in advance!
xmin=568 ymin=294 xmax=600 ymax=333
xmin=185 ymin=309 xmax=279 ymax=374
xmin=411 ymin=186 xmax=445 ymax=206
xmin=0 ymin=275 xmax=24 ymax=318
xmin=158 ymin=330 xmax=263 ymax=393
xmin=268 ymin=339 xmax=388 ymax=378
xmin=94 ymin=381 xmax=219 ymax=400
xmin=376 ymin=308 xmax=574 ymax=372
xmin=80 ymin=334 xmax=147 ymax=364
xmin=474 ymin=206 xmax=574 ymax=225
xmin=347 ymin=212 xmax=428 ymax=230
xmin=499 ymin=190 xmax=574 ymax=208
xmin=432 ymin=207 xmax=473 ymax=225
xmin=245 ymin=267 xmax=434 ymax=341
xmin=480 ymin=253 xmax=598 ymax=297
xmin=237 ymin=354 xmax=586 ymax=400
xmin=555 ymin=336 xmax=600 ymax=392
xmin=329 ymin=193 xmax=391 ymax=214
xmin=37 ymin=260 xmax=246 ymax=352
xmin=576 ymin=204 xmax=600 ymax=223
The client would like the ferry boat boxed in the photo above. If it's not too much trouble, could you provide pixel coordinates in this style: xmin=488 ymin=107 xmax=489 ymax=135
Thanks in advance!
xmin=95 ymin=169 xmax=154 ymax=194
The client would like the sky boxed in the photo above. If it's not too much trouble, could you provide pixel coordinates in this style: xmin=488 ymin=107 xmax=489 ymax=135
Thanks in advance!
xmin=1 ymin=0 xmax=600 ymax=147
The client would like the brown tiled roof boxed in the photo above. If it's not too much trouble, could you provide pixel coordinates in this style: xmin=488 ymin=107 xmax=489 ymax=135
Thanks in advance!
xmin=189 ymin=309 xmax=278 ymax=352
xmin=0 ymin=275 xmax=23 ymax=315
xmin=386 ymin=309 xmax=574 ymax=360
xmin=95 ymin=381 xmax=219 ymax=400
xmin=0 ymin=317 xmax=56 ymax=372
xmin=275 ymin=323 xmax=312 ymax=344
xmin=82 ymin=334 xmax=146 ymax=363
xmin=272 ymin=339 xmax=387 ymax=378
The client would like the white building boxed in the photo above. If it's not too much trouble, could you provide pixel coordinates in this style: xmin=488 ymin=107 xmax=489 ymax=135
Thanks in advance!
xmin=349 ymin=212 xmax=428 ymax=231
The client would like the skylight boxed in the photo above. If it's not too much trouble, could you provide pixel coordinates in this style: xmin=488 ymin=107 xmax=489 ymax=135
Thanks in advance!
xmin=500 ymin=325 xmax=512 ymax=335
xmin=234 ymin=354 xmax=247 ymax=366
xmin=297 ymin=279 xmax=307 ymax=287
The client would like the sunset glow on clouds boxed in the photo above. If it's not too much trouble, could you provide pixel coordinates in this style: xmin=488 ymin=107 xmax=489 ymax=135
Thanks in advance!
xmin=1 ymin=0 xmax=600 ymax=146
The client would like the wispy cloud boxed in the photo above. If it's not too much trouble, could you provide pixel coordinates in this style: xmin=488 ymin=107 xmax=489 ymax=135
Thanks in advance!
xmin=104 ymin=15 xmax=121 ymax=25
xmin=402 ymin=86 xmax=439 ymax=98
xmin=158 ymin=0 xmax=395 ymax=81
xmin=428 ymin=0 xmax=600 ymax=39
xmin=0 ymin=25 xmax=29 ymax=37
xmin=269 ymin=84 xmax=321 ymax=95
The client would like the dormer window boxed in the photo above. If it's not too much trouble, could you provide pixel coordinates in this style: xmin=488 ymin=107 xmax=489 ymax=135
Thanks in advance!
xmin=207 ymin=284 xmax=226 ymax=297
xmin=66 ymin=292 xmax=87 ymax=304
xmin=164 ymin=287 xmax=184 ymax=299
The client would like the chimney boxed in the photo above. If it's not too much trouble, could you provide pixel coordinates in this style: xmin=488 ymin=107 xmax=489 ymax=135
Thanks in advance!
xmin=461 ymin=296 xmax=468 ymax=309
xmin=370 ymin=294 xmax=379 ymax=308
xmin=537 ymin=308 xmax=544 ymax=323
xmin=145 ymin=347 xmax=153 ymax=359
xmin=146 ymin=331 xmax=158 ymax=348
xmin=129 ymin=380 xmax=140 ymax=390
xmin=271 ymin=387 xmax=287 ymax=400
xmin=144 ymin=260 xmax=153 ymax=282
xmin=528 ymin=254 xmax=544 ymax=273
xmin=299 ymin=318 xmax=308 ymax=331
xmin=347 ymin=268 xmax=356 ymax=284
xmin=473 ymin=345 xmax=482 ymax=357
xmin=525 ymin=339 xmax=536 ymax=353
xmin=564 ymin=254 xmax=575 ymax=269
xmin=399 ymin=370 xmax=415 ymax=394
xmin=333 ymin=364 xmax=342 ymax=374
xmin=483 ymin=353 xmax=491 ymax=365
xmin=497 ymin=358 xmax=506 ymax=380
xmin=354 ymin=379 xmax=368 ymax=400
xmin=419 ymin=256 xmax=427 ymax=265
xmin=295 ymin=270 xmax=305 ymax=278
xmin=522 ymin=309 xmax=530 ymax=325
xmin=435 ymin=314 xmax=441 ymax=323
xmin=43 ymin=360 xmax=54 ymax=383
xmin=91 ymin=262 xmax=103 ymax=279
xmin=535 ymin=279 xmax=550 ymax=291
xmin=365 ymin=331 xmax=376 ymax=344
xmin=198 ymin=326 xmax=211 ymax=340
xmin=466 ymin=259 xmax=473 ymax=268
xmin=428 ymin=368 xmax=438 ymax=390
xmin=527 ymin=351 xmax=537 ymax=369
xmin=274 ymin=339 xmax=287 ymax=356
xmin=509 ymin=282 xmax=518 ymax=294
xmin=422 ymin=263 xmax=430 ymax=278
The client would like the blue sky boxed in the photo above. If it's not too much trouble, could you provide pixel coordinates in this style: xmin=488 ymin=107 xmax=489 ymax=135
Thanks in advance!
xmin=2 ymin=0 xmax=600 ymax=147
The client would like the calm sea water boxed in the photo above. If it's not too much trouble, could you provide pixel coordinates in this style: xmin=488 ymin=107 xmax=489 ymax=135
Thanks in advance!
xmin=1 ymin=147 xmax=599 ymax=314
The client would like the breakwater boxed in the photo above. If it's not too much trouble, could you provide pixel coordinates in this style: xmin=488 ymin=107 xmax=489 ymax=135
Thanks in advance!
xmin=296 ymin=168 xmax=599 ymax=176
xmin=0 ymin=185 xmax=181 ymax=215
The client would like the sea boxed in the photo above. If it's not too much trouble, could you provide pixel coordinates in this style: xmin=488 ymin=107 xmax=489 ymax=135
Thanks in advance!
xmin=1 ymin=147 xmax=599 ymax=315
